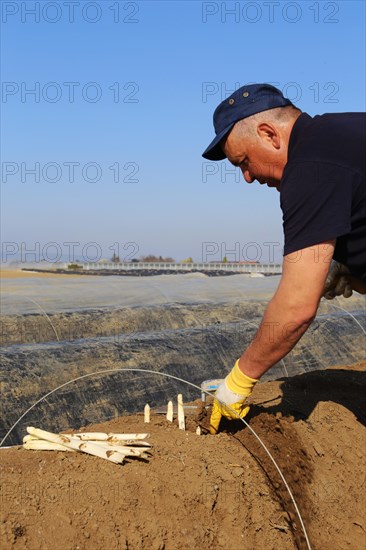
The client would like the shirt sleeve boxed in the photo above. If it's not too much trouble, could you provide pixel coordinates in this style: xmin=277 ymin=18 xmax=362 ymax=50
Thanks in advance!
xmin=280 ymin=162 xmax=352 ymax=256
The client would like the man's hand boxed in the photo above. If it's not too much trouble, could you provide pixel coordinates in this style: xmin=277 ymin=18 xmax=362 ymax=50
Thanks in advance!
xmin=209 ymin=360 xmax=258 ymax=434
xmin=323 ymin=260 xmax=353 ymax=299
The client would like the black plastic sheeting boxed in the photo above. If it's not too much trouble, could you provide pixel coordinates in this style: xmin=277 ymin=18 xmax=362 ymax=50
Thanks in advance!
xmin=1 ymin=301 xmax=365 ymax=445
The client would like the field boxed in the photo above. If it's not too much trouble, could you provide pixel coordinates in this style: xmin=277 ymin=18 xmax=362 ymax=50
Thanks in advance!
xmin=1 ymin=361 xmax=365 ymax=550
xmin=1 ymin=270 xmax=365 ymax=549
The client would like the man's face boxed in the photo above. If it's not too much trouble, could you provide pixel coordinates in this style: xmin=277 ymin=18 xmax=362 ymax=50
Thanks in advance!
xmin=221 ymin=122 xmax=285 ymax=191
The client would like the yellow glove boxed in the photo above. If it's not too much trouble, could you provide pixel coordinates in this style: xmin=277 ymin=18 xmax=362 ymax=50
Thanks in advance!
xmin=209 ymin=360 xmax=258 ymax=434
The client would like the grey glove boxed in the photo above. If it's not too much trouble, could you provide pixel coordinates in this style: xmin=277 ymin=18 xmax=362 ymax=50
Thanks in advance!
xmin=323 ymin=260 xmax=353 ymax=300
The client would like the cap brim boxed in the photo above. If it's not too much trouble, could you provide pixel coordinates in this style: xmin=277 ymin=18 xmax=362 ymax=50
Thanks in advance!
xmin=202 ymin=123 xmax=235 ymax=160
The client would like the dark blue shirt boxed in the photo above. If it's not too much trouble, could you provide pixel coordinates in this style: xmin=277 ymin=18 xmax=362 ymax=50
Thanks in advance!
xmin=280 ymin=112 xmax=366 ymax=281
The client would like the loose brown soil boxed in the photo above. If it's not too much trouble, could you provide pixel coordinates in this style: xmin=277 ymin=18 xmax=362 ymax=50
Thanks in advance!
xmin=1 ymin=362 xmax=365 ymax=550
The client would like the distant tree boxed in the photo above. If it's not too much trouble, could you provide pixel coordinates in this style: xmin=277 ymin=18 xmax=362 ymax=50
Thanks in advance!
xmin=140 ymin=254 xmax=157 ymax=262
xmin=111 ymin=253 xmax=120 ymax=263
xmin=222 ymin=256 xmax=228 ymax=263
xmin=181 ymin=257 xmax=193 ymax=263
xmin=140 ymin=255 xmax=175 ymax=263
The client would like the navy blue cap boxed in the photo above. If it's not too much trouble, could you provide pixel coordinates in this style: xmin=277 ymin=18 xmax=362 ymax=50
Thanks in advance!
xmin=202 ymin=83 xmax=294 ymax=160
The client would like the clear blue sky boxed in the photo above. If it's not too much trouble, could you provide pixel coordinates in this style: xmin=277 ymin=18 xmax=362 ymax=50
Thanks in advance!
xmin=1 ymin=0 xmax=365 ymax=263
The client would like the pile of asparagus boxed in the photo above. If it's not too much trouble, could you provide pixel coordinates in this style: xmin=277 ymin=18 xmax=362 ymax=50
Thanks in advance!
xmin=23 ymin=427 xmax=151 ymax=465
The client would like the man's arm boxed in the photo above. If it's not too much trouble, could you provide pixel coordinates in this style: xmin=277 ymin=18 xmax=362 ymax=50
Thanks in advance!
xmin=238 ymin=240 xmax=335 ymax=379
xmin=209 ymin=239 xmax=336 ymax=434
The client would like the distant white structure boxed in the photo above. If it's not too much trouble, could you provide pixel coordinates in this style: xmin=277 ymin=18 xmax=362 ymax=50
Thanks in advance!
xmin=70 ymin=262 xmax=282 ymax=274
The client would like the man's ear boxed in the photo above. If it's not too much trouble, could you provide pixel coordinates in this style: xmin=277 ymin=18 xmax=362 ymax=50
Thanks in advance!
xmin=257 ymin=123 xmax=281 ymax=149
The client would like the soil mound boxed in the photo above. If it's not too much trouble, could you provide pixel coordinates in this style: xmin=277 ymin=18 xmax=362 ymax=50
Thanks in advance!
xmin=1 ymin=361 xmax=365 ymax=550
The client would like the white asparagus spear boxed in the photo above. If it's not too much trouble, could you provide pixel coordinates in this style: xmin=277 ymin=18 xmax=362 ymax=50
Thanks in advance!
xmin=24 ymin=433 xmax=151 ymax=447
xmin=144 ymin=404 xmax=150 ymax=423
xmin=24 ymin=439 xmax=147 ymax=458
xmin=166 ymin=401 xmax=173 ymax=422
xmin=23 ymin=434 xmax=38 ymax=443
xmin=91 ymin=439 xmax=152 ymax=448
xmin=27 ymin=427 xmax=125 ymax=464
xmin=71 ymin=432 xmax=149 ymax=441
xmin=102 ymin=446 xmax=148 ymax=459
xmin=78 ymin=441 xmax=148 ymax=457
xmin=23 ymin=440 xmax=76 ymax=452
xmin=177 ymin=394 xmax=185 ymax=431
